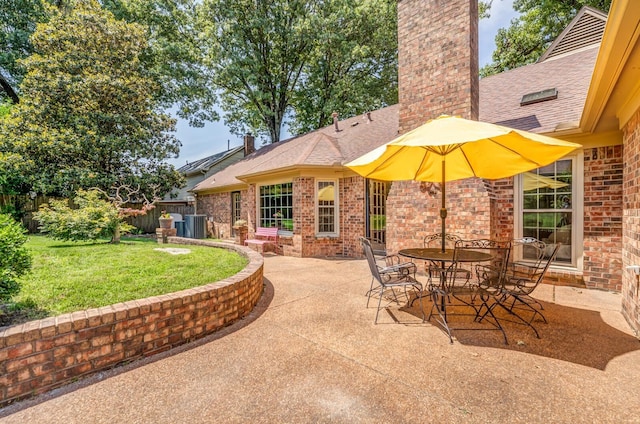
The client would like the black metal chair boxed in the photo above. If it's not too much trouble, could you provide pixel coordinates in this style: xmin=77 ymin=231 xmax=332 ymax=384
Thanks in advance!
xmin=490 ymin=243 xmax=561 ymax=338
xmin=360 ymin=237 xmax=424 ymax=324
xmin=507 ymin=237 xmax=548 ymax=311
xmin=430 ymin=239 xmax=511 ymax=343
xmin=423 ymin=233 xmax=465 ymax=285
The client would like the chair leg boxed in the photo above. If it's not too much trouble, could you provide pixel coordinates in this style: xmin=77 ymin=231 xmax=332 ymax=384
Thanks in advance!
xmin=374 ymin=285 xmax=384 ymax=324
xmin=365 ymin=277 xmax=376 ymax=308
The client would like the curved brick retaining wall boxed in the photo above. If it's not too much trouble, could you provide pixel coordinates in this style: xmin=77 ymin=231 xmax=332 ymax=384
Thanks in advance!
xmin=0 ymin=239 xmax=264 ymax=406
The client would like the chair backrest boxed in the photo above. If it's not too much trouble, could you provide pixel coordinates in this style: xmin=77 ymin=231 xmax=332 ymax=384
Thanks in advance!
xmin=169 ymin=213 xmax=183 ymax=221
xmin=360 ymin=237 xmax=384 ymax=284
xmin=512 ymin=243 xmax=561 ymax=293
xmin=424 ymin=233 xmax=461 ymax=249
xmin=450 ymin=239 xmax=511 ymax=288
xmin=511 ymin=237 xmax=546 ymax=271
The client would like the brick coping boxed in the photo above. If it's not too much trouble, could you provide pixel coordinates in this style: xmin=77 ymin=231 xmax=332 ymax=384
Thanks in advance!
xmin=0 ymin=239 xmax=264 ymax=406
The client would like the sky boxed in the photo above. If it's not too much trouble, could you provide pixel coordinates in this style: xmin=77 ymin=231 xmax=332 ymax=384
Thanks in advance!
xmin=169 ymin=0 xmax=519 ymax=167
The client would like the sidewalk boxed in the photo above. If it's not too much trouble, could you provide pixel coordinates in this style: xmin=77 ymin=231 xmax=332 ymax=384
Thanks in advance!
xmin=1 ymin=255 xmax=639 ymax=423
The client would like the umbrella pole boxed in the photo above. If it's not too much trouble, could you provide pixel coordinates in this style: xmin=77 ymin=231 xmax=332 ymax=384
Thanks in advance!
xmin=440 ymin=159 xmax=447 ymax=253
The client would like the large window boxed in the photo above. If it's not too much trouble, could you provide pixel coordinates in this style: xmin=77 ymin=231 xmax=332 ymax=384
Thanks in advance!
xmin=259 ymin=183 xmax=293 ymax=231
xmin=317 ymin=180 xmax=338 ymax=235
xmin=519 ymin=158 xmax=578 ymax=265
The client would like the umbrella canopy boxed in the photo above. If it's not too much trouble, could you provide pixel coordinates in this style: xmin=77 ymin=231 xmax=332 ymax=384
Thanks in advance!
xmin=346 ymin=115 xmax=581 ymax=251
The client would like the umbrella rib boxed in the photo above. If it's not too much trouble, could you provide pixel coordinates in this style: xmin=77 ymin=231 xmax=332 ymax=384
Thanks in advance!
xmin=485 ymin=136 xmax=548 ymax=167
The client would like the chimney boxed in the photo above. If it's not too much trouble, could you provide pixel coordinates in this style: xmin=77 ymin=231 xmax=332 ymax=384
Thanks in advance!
xmin=398 ymin=0 xmax=479 ymax=134
xmin=332 ymin=111 xmax=341 ymax=132
xmin=243 ymin=133 xmax=255 ymax=156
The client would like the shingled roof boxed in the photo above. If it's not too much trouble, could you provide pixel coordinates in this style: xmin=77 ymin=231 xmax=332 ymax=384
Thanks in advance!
xmin=479 ymin=46 xmax=599 ymax=133
xmin=193 ymin=105 xmax=399 ymax=192
xmin=177 ymin=146 xmax=244 ymax=177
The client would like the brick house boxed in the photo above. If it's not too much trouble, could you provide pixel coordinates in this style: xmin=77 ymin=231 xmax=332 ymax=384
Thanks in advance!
xmin=192 ymin=109 xmax=399 ymax=256
xmin=193 ymin=1 xmax=640 ymax=334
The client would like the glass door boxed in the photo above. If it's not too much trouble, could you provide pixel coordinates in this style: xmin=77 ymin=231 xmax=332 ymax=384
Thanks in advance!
xmin=366 ymin=180 xmax=390 ymax=253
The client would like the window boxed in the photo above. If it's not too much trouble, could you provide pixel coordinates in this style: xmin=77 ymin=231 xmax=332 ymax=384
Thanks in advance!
xmin=259 ymin=183 xmax=293 ymax=231
xmin=517 ymin=157 xmax=581 ymax=266
xmin=231 ymin=191 xmax=241 ymax=235
xmin=317 ymin=180 xmax=338 ymax=235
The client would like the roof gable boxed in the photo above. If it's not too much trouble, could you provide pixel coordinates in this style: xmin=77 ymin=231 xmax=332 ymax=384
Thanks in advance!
xmin=538 ymin=6 xmax=608 ymax=63
xmin=177 ymin=146 xmax=244 ymax=176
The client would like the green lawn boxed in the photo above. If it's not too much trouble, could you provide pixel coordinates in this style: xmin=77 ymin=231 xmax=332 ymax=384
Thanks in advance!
xmin=13 ymin=236 xmax=248 ymax=317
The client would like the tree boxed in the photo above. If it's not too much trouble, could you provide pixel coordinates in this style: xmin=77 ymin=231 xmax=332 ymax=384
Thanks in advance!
xmin=481 ymin=0 xmax=612 ymax=77
xmin=288 ymin=0 xmax=397 ymax=135
xmin=197 ymin=0 xmax=398 ymax=143
xmin=102 ymin=0 xmax=218 ymax=127
xmin=0 ymin=0 xmax=50 ymax=103
xmin=34 ymin=186 xmax=157 ymax=244
xmin=198 ymin=0 xmax=318 ymax=143
xmin=0 ymin=0 xmax=183 ymax=198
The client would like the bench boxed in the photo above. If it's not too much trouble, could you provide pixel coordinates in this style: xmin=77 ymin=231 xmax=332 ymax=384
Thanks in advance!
xmin=245 ymin=227 xmax=279 ymax=255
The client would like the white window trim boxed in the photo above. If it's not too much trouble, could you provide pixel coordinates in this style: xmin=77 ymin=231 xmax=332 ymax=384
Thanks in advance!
xmin=256 ymin=181 xmax=294 ymax=236
xmin=513 ymin=152 xmax=583 ymax=271
xmin=315 ymin=179 xmax=339 ymax=237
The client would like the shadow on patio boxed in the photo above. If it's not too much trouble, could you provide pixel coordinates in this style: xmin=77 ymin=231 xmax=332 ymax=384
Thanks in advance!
xmin=400 ymin=297 xmax=640 ymax=370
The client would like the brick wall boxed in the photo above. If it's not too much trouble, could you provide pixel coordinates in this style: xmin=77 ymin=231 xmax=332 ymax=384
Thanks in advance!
xmin=398 ymin=0 xmax=479 ymax=131
xmin=584 ymin=145 xmax=623 ymax=291
xmin=291 ymin=176 xmax=366 ymax=258
xmin=386 ymin=179 xmax=492 ymax=254
xmin=0 ymin=240 xmax=264 ymax=406
xmin=198 ymin=177 xmax=366 ymax=258
xmin=488 ymin=178 xmax=515 ymax=241
xmin=198 ymin=192 xmax=233 ymax=239
xmin=622 ymin=109 xmax=640 ymax=335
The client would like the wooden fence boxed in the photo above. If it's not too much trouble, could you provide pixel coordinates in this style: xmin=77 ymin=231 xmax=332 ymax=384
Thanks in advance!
xmin=3 ymin=195 xmax=194 ymax=234
xmin=126 ymin=204 xmax=195 ymax=233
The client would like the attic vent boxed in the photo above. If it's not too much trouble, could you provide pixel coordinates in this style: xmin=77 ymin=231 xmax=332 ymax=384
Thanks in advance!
xmin=538 ymin=7 xmax=607 ymax=62
xmin=521 ymin=88 xmax=558 ymax=106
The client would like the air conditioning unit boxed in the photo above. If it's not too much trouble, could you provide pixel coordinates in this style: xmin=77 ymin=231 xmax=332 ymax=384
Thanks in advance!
xmin=184 ymin=215 xmax=207 ymax=239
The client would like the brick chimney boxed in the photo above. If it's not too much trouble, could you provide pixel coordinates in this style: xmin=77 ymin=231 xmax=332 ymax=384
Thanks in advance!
xmin=243 ymin=133 xmax=255 ymax=156
xmin=387 ymin=0 xmax=484 ymax=255
xmin=398 ymin=0 xmax=479 ymax=134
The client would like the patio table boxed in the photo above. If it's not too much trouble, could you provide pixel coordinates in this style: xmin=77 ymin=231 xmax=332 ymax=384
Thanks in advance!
xmin=399 ymin=247 xmax=494 ymax=342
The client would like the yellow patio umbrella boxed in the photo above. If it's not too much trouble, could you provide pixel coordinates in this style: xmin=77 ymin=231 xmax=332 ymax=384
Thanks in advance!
xmin=346 ymin=115 xmax=581 ymax=252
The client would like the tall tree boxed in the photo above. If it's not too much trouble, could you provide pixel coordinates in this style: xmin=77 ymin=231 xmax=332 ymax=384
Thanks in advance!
xmin=481 ymin=0 xmax=612 ymax=77
xmin=0 ymin=0 xmax=50 ymax=103
xmin=289 ymin=0 xmax=397 ymax=135
xmin=0 ymin=0 xmax=183 ymax=197
xmin=102 ymin=0 xmax=218 ymax=127
xmin=197 ymin=0 xmax=398 ymax=143
xmin=198 ymin=0 xmax=319 ymax=143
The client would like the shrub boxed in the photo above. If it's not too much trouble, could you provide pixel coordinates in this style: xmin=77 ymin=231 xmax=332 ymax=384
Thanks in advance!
xmin=0 ymin=213 xmax=32 ymax=301
xmin=34 ymin=189 xmax=135 ymax=242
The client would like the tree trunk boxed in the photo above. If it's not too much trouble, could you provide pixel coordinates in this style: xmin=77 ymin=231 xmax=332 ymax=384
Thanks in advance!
xmin=0 ymin=73 xmax=19 ymax=104
xmin=112 ymin=223 xmax=121 ymax=244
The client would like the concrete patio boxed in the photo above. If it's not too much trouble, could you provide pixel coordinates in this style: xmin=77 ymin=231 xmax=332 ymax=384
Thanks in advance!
xmin=1 ymin=254 xmax=639 ymax=423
